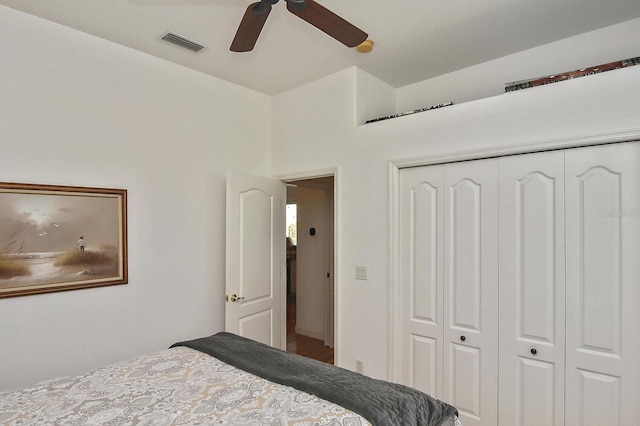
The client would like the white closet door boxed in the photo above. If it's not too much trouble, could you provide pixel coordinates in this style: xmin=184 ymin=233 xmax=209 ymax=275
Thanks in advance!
xmin=565 ymin=142 xmax=640 ymax=425
xmin=498 ymin=151 xmax=566 ymax=426
xmin=398 ymin=165 xmax=445 ymax=397
xmin=443 ymin=159 xmax=499 ymax=426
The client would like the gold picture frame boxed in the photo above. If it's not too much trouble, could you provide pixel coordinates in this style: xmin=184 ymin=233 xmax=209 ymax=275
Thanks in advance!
xmin=0 ymin=182 xmax=127 ymax=298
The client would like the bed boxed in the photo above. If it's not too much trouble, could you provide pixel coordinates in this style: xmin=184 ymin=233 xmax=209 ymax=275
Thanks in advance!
xmin=0 ymin=332 xmax=460 ymax=425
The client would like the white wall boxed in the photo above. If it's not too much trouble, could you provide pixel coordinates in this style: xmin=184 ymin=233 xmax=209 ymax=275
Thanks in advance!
xmin=295 ymin=186 xmax=327 ymax=339
xmin=396 ymin=17 xmax=640 ymax=110
xmin=2 ymin=3 xmax=640 ymax=392
xmin=0 ymin=6 xmax=271 ymax=391
xmin=272 ymin=23 xmax=640 ymax=379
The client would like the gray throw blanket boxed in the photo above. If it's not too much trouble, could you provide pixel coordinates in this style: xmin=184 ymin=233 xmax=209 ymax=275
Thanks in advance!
xmin=171 ymin=332 xmax=458 ymax=426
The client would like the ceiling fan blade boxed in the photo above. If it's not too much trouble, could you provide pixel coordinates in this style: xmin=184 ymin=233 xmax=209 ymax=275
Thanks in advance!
xmin=286 ymin=0 xmax=367 ymax=48
xmin=230 ymin=2 xmax=273 ymax=52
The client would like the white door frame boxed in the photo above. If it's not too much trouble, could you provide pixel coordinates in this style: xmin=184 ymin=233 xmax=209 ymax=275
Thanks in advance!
xmin=388 ymin=128 xmax=640 ymax=382
xmin=276 ymin=167 xmax=340 ymax=359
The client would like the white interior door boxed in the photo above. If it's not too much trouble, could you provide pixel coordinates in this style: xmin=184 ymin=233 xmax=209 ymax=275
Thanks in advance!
xmin=398 ymin=165 xmax=445 ymax=396
xmin=324 ymin=186 xmax=335 ymax=348
xmin=443 ymin=159 xmax=499 ymax=426
xmin=498 ymin=151 xmax=566 ymax=426
xmin=226 ymin=173 xmax=285 ymax=349
xmin=398 ymin=160 xmax=499 ymax=426
xmin=564 ymin=142 xmax=640 ymax=425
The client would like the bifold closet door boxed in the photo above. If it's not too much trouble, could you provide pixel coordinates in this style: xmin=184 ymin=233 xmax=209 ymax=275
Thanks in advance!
xmin=398 ymin=165 xmax=445 ymax=397
xmin=498 ymin=151 xmax=566 ymax=425
xmin=564 ymin=142 xmax=640 ymax=425
xmin=443 ymin=159 xmax=499 ymax=426
xmin=398 ymin=159 xmax=499 ymax=426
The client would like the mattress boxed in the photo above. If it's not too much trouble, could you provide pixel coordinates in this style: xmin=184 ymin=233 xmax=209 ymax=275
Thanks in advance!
xmin=0 ymin=333 xmax=461 ymax=426
xmin=0 ymin=346 xmax=370 ymax=425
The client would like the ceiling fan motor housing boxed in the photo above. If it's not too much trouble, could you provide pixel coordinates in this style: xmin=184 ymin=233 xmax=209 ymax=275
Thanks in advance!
xmin=252 ymin=0 xmax=278 ymax=15
xmin=284 ymin=0 xmax=307 ymax=12
xmin=255 ymin=0 xmax=306 ymax=14
xmin=232 ymin=0 xmax=366 ymax=52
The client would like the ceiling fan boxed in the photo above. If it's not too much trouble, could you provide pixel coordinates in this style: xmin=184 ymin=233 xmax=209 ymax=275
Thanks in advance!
xmin=230 ymin=0 xmax=368 ymax=52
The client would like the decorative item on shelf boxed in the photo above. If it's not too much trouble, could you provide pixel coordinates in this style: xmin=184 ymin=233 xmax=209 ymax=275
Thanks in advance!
xmin=365 ymin=102 xmax=454 ymax=124
xmin=505 ymin=56 xmax=640 ymax=92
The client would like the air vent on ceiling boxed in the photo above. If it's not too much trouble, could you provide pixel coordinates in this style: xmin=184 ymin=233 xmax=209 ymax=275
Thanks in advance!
xmin=161 ymin=32 xmax=205 ymax=53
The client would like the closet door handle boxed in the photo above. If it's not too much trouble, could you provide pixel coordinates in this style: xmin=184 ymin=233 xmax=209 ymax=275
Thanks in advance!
xmin=530 ymin=348 xmax=537 ymax=355
xmin=460 ymin=335 xmax=466 ymax=342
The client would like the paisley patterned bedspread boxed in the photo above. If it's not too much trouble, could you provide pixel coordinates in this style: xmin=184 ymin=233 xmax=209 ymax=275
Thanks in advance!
xmin=0 ymin=346 xmax=371 ymax=425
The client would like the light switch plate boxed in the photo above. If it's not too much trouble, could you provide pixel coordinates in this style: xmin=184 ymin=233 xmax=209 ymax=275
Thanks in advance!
xmin=356 ymin=265 xmax=368 ymax=280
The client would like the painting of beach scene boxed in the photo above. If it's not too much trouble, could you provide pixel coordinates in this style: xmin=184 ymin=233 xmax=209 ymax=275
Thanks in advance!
xmin=0 ymin=182 xmax=127 ymax=298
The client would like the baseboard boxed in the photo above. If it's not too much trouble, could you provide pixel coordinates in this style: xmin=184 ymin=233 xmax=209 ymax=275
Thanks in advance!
xmin=294 ymin=325 xmax=324 ymax=340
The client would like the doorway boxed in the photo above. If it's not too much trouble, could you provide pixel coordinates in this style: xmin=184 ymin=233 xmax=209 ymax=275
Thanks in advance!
xmin=285 ymin=176 xmax=335 ymax=364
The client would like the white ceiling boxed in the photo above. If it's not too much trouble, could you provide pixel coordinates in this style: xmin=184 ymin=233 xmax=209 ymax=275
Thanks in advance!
xmin=3 ymin=0 xmax=640 ymax=95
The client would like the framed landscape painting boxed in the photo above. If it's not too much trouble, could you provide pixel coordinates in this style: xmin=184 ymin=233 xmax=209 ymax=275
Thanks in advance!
xmin=0 ymin=182 xmax=127 ymax=298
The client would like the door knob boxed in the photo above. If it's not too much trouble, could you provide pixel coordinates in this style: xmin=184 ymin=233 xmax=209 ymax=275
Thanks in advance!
xmin=230 ymin=293 xmax=245 ymax=302
xmin=460 ymin=335 xmax=466 ymax=341
xmin=531 ymin=348 xmax=537 ymax=355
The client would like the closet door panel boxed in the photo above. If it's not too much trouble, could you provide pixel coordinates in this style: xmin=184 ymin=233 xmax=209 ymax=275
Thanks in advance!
xmin=565 ymin=142 xmax=640 ymax=425
xmin=409 ymin=335 xmax=439 ymax=393
xmin=443 ymin=159 xmax=499 ymax=426
xmin=398 ymin=166 xmax=444 ymax=397
xmin=518 ymin=358 xmax=557 ymax=423
xmin=498 ymin=151 xmax=565 ymax=426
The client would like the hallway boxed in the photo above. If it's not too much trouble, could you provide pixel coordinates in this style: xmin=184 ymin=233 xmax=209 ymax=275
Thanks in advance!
xmin=286 ymin=296 xmax=334 ymax=364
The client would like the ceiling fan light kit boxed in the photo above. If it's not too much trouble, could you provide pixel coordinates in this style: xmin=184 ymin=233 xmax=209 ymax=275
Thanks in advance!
xmin=230 ymin=0 xmax=368 ymax=52
xmin=356 ymin=39 xmax=374 ymax=53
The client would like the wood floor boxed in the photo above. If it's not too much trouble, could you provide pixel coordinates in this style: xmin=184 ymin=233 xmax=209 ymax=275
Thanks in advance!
xmin=286 ymin=296 xmax=334 ymax=365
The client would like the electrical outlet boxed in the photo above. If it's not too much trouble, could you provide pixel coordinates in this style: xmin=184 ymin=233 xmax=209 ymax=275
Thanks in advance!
xmin=355 ymin=359 xmax=364 ymax=374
